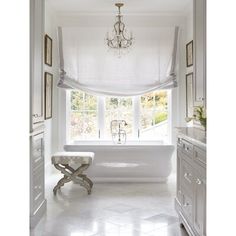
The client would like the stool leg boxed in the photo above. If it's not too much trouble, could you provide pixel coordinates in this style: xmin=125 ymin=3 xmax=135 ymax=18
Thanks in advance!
xmin=53 ymin=163 xmax=93 ymax=195
xmin=72 ymin=177 xmax=92 ymax=195
xmin=72 ymin=164 xmax=93 ymax=194
xmin=80 ymin=174 xmax=93 ymax=188
xmin=53 ymin=175 xmax=71 ymax=194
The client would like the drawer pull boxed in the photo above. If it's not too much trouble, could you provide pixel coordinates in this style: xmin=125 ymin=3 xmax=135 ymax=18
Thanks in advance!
xmin=196 ymin=178 xmax=202 ymax=185
xmin=184 ymin=202 xmax=190 ymax=207
xmin=184 ymin=173 xmax=192 ymax=183
xmin=183 ymin=144 xmax=191 ymax=152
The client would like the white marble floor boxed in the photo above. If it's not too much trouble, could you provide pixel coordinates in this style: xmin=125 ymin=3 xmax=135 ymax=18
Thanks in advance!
xmin=31 ymin=174 xmax=188 ymax=236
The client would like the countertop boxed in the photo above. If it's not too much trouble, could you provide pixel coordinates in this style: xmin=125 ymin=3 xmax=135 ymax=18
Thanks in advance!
xmin=175 ymin=127 xmax=206 ymax=149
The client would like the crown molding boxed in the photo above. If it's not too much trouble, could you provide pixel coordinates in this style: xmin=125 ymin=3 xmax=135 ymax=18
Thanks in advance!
xmin=55 ymin=10 xmax=189 ymax=17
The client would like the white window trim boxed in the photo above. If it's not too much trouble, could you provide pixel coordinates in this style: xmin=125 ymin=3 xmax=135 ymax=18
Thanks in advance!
xmin=66 ymin=91 xmax=171 ymax=143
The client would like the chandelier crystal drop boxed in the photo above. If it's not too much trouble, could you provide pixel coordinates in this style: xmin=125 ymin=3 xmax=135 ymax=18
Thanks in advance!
xmin=106 ymin=3 xmax=134 ymax=55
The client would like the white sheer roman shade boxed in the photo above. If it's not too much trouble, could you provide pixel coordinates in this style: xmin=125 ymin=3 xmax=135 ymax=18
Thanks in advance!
xmin=57 ymin=26 xmax=179 ymax=96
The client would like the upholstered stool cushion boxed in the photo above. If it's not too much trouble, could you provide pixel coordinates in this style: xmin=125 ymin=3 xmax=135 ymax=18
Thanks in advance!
xmin=52 ymin=152 xmax=94 ymax=165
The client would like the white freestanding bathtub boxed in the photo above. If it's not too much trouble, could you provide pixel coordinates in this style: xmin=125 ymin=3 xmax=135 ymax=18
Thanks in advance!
xmin=64 ymin=141 xmax=175 ymax=182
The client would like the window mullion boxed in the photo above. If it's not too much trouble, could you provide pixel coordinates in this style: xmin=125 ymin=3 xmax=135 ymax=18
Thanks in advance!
xmin=133 ymin=96 xmax=140 ymax=139
xmin=98 ymin=96 xmax=105 ymax=139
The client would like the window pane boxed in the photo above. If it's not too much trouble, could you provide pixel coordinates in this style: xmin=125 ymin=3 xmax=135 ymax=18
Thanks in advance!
xmin=141 ymin=93 xmax=153 ymax=109
xmin=154 ymin=111 xmax=168 ymax=124
xmin=105 ymin=97 xmax=133 ymax=139
xmin=122 ymin=112 xmax=133 ymax=136
xmin=70 ymin=111 xmax=84 ymax=140
xmin=141 ymin=110 xmax=153 ymax=129
xmin=140 ymin=90 xmax=168 ymax=141
xmin=84 ymin=93 xmax=97 ymax=110
xmin=70 ymin=91 xmax=98 ymax=141
xmin=106 ymin=98 xmax=118 ymax=110
xmin=71 ymin=91 xmax=84 ymax=110
xmin=154 ymin=91 xmax=167 ymax=109
xmin=83 ymin=111 xmax=98 ymax=139
xmin=119 ymin=98 xmax=132 ymax=109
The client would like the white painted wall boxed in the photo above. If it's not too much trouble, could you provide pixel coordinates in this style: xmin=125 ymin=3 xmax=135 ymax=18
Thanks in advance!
xmin=185 ymin=1 xmax=194 ymax=128
xmin=171 ymin=1 xmax=193 ymax=172
xmin=44 ymin=1 xmax=60 ymax=175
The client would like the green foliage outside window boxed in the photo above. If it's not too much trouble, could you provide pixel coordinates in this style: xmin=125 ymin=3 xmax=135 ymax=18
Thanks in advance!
xmin=141 ymin=91 xmax=168 ymax=130
xmin=154 ymin=112 xmax=168 ymax=124
xmin=70 ymin=90 xmax=168 ymax=140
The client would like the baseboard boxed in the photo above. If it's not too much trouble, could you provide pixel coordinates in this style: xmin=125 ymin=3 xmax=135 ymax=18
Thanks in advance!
xmin=90 ymin=177 xmax=168 ymax=183
xmin=30 ymin=199 xmax=47 ymax=229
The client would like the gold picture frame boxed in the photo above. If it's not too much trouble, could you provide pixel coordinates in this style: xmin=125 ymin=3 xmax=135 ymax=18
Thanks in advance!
xmin=186 ymin=73 xmax=194 ymax=117
xmin=186 ymin=40 xmax=193 ymax=67
xmin=44 ymin=34 xmax=52 ymax=66
xmin=44 ymin=72 xmax=53 ymax=119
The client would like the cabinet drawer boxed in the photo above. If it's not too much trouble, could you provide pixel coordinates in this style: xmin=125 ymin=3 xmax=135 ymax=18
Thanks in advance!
xmin=181 ymin=159 xmax=194 ymax=191
xmin=31 ymin=132 xmax=44 ymax=170
xmin=194 ymin=146 xmax=206 ymax=166
xmin=32 ymin=165 xmax=44 ymax=213
xmin=182 ymin=190 xmax=193 ymax=224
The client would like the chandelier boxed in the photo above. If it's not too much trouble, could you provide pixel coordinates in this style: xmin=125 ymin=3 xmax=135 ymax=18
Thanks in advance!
xmin=106 ymin=3 xmax=134 ymax=54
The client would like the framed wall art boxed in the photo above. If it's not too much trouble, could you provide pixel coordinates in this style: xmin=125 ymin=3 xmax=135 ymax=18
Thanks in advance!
xmin=186 ymin=72 xmax=194 ymax=118
xmin=186 ymin=40 xmax=193 ymax=67
xmin=44 ymin=34 xmax=52 ymax=66
xmin=44 ymin=72 xmax=53 ymax=119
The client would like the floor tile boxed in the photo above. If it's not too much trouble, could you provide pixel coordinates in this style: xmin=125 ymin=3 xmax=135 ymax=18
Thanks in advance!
xmin=105 ymin=203 xmax=137 ymax=213
xmin=31 ymin=173 xmax=180 ymax=236
xmin=144 ymin=213 xmax=178 ymax=228
xmin=146 ymin=222 xmax=189 ymax=236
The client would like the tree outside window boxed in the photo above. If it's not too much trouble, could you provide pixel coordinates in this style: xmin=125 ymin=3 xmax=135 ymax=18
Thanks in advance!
xmin=69 ymin=90 xmax=169 ymax=142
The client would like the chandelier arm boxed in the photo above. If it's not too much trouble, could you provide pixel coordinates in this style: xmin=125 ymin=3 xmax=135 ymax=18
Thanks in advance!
xmin=121 ymin=31 xmax=133 ymax=41
xmin=107 ymin=39 xmax=117 ymax=48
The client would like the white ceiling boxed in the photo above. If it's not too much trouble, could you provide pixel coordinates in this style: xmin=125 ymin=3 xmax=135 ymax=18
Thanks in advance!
xmin=47 ymin=0 xmax=191 ymax=15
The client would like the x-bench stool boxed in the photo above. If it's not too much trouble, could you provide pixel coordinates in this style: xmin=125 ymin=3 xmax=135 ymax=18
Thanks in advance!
xmin=51 ymin=152 xmax=94 ymax=195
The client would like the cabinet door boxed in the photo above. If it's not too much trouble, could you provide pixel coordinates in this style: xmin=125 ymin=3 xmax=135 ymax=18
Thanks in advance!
xmin=30 ymin=0 xmax=45 ymax=131
xmin=176 ymin=149 xmax=182 ymax=203
xmin=31 ymin=164 xmax=45 ymax=214
xmin=193 ymin=167 xmax=206 ymax=236
xmin=193 ymin=0 xmax=206 ymax=106
xmin=30 ymin=131 xmax=46 ymax=225
xmin=31 ymin=132 xmax=44 ymax=171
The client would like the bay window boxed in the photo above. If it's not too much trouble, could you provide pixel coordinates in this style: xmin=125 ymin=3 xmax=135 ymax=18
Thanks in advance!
xmin=68 ymin=90 xmax=170 ymax=142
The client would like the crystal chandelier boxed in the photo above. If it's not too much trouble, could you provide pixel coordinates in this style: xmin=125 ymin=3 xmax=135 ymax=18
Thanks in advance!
xmin=106 ymin=3 xmax=134 ymax=55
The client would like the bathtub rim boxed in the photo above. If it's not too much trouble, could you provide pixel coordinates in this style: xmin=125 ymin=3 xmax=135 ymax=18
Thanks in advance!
xmin=64 ymin=144 xmax=175 ymax=153
xmin=90 ymin=177 xmax=169 ymax=183
xmin=66 ymin=139 xmax=171 ymax=146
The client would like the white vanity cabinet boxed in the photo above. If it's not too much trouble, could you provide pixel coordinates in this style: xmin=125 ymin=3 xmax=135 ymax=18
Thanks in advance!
xmin=30 ymin=0 xmax=45 ymax=131
xmin=175 ymin=128 xmax=206 ymax=236
xmin=30 ymin=0 xmax=46 ymax=228
xmin=30 ymin=131 xmax=46 ymax=228
xmin=193 ymin=0 xmax=206 ymax=107
xmin=193 ymin=165 xmax=206 ymax=236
